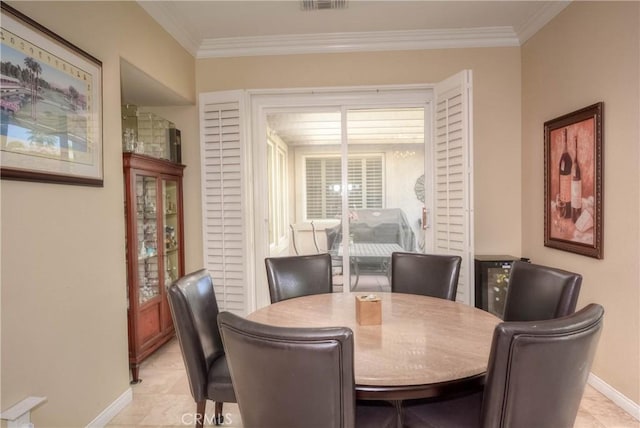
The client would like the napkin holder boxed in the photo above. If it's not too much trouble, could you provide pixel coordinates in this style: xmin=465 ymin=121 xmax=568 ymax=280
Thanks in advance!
xmin=356 ymin=295 xmax=382 ymax=325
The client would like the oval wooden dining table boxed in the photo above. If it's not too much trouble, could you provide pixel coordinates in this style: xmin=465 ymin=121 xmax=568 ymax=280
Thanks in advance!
xmin=246 ymin=292 xmax=501 ymax=402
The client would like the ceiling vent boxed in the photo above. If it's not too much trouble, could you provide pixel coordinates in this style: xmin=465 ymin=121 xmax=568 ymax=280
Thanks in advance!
xmin=301 ymin=0 xmax=347 ymax=10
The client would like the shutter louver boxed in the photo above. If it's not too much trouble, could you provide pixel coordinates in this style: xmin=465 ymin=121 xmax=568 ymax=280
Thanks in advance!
xmin=434 ymin=71 xmax=474 ymax=305
xmin=305 ymin=158 xmax=323 ymax=219
xmin=200 ymin=99 xmax=246 ymax=315
xmin=324 ymin=158 xmax=342 ymax=218
xmin=365 ymin=158 xmax=383 ymax=207
xmin=348 ymin=159 xmax=363 ymax=209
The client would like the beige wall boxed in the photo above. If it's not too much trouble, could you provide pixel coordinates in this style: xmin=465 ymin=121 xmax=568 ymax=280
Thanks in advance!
xmin=522 ymin=2 xmax=640 ymax=403
xmin=195 ymin=47 xmax=523 ymax=259
xmin=0 ymin=2 xmax=194 ymax=426
xmin=3 ymin=1 xmax=636 ymax=425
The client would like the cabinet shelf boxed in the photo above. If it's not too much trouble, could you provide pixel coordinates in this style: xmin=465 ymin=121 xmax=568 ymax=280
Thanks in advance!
xmin=124 ymin=152 xmax=185 ymax=384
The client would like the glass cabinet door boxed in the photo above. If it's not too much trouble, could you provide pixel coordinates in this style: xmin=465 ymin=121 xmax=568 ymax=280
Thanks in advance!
xmin=163 ymin=179 xmax=180 ymax=286
xmin=123 ymin=151 xmax=185 ymax=383
xmin=136 ymin=175 xmax=159 ymax=304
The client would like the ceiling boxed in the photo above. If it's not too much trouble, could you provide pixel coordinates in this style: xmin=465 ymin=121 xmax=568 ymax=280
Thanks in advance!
xmin=139 ymin=0 xmax=570 ymax=57
xmin=126 ymin=1 xmax=569 ymax=142
xmin=267 ymin=108 xmax=425 ymax=147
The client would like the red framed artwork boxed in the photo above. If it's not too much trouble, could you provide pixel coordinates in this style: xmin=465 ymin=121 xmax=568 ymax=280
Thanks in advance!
xmin=544 ymin=102 xmax=603 ymax=259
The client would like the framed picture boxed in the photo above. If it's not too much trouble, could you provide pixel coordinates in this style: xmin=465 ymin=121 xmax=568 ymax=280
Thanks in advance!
xmin=0 ymin=3 xmax=103 ymax=186
xmin=544 ymin=102 xmax=603 ymax=259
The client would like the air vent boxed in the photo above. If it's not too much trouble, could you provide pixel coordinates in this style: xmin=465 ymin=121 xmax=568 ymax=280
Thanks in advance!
xmin=301 ymin=0 xmax=347 ymax=10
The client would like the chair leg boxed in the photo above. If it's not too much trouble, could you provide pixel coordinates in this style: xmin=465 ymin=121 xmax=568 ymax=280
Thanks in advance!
xmin=215 ymin=402 xmax=224 ymax=425
xmin=195 ymin=400 xmax=206 ymax=428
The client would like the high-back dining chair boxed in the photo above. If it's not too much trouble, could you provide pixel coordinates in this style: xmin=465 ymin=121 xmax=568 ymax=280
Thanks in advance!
xmin=391 ymin=252 xmax=462 ymax=301
xmin=403 ymin=303 xmax=604 ymax=428
xmin=218 ymin=311 xmax=395 ymax=428
xmin=502 ymin=260 xmax=582 ymax=321
xmin=167 ymin=269 xmax=236 ymax=427
xmin=265 ymin=253 xmax=332 ymax=303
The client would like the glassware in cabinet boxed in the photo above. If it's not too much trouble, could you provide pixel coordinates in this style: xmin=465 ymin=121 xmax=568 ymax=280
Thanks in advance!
xmin=163 ymin=179 xmax=180 ymax=287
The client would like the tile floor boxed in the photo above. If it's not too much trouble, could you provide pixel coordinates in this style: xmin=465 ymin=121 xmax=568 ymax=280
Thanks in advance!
xmin=107 ymin=335 xmax=638 ymax=428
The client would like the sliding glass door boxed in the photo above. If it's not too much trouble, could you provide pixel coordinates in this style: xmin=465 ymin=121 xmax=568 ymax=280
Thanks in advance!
xmin=345 ymin=107 xmax=425 ymax=291
xmin=265 ymin=106 xmax=426 ymax=292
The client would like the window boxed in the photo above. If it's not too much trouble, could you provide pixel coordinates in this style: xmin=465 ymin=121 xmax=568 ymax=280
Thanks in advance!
xmin=267 ymin=135 xmax=288 ymax=249
xmin=305 ymin=154 xmax=384 ymax=220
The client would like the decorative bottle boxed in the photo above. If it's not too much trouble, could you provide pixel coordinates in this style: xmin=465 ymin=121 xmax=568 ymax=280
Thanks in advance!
xmin=559 ymin=128 xmax=573 ymax=219
xmin=571 ymin=135 xmax=582 ymax=222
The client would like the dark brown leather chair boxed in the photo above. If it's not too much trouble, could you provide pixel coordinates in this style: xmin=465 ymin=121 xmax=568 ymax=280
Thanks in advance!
xmin=403 ymin=303 xmax=604 ymax=428
xmin=502 ymin=260 xmax=582 ymax=321
xmin=167 ymin=269 xmax=236 ymax=427
xmin=265 ymin=253 xmax=332 ymax=303
xmin=391 ymin=252 xmax=462 ymax=300
xmin=218 ymin=311 xmax=395 ymax=428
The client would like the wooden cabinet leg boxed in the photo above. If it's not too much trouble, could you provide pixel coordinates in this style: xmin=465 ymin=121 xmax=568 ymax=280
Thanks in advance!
xmin=130 ymin=365 xmax=141 ymax=384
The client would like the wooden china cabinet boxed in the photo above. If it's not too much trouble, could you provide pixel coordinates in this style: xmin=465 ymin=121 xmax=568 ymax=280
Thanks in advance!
xmin=123 ymin=153 xmax=185 ymax=383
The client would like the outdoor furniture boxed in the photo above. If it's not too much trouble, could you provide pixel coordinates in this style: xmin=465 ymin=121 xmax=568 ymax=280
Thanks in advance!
xmin=326 ymin=208 xmax=416 ymax=287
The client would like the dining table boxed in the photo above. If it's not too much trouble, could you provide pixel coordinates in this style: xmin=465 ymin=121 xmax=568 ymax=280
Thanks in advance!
xmin=247 ymin=291 xmax=501 ymax=426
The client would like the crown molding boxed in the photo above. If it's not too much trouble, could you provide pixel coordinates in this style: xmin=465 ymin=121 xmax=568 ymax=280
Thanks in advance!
xmin=197 ymin=27 xmax=520 ymax=59
xmin=516 ymin=0 xmax=571 ymax=44
xmin=137 ymin=1 xmax=200 ymax=56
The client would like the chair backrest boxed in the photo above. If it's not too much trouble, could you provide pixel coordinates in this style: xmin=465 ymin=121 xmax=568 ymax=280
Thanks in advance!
xmin=482 ymin=303 xmax=604 ymax=428
xmin=265 ymin=253 xmax=332 ymax=303
xmin=218 ymin=312 xmax=356 ymax=428
xmin=391 ymin=252 xmax=462 ymax=300
xmin=167 ymin=269 xmax=224 ymax=402
xmin=502 ymin=261 xmax=582 ymax=321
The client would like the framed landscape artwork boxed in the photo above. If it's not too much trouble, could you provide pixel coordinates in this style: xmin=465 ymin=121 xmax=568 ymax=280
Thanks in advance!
xmin=0 ymin=3 xmax=103 ymax=186
xmin=544 ymin=102 xmax=603 ymax=259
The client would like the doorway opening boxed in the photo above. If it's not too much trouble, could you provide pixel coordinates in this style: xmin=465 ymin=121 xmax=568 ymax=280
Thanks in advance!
xmin=259 ymin=97 xmax=430 ymax=298
xmin=198 ymin=74 xmax=473 ymax=313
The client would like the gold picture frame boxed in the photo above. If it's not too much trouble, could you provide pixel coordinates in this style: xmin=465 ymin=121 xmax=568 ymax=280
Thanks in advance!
xmin=0 ymin=3 xmax=103 ymax=186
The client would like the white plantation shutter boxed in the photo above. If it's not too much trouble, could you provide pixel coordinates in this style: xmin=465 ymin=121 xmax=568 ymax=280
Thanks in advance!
xmin=305 ymin=155 xmax=383 ymax=220
xmin=433 ymin=71 xmax=474 ymax=305
xmin=305 ymin=157 xmax=342 ymax=219
xmin=200 ymin=92 xmax=247 ymax=314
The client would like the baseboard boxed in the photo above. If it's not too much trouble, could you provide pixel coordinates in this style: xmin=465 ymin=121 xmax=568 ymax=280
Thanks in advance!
xmin=588 ymin=373 xmax=640 ymax=421
xmin=86 ymin=387 xmax=133 ymax=427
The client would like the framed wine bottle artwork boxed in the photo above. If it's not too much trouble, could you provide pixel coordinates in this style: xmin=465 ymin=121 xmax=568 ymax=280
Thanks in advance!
xmin=544 ymin=102 xmax=603 ymax=259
